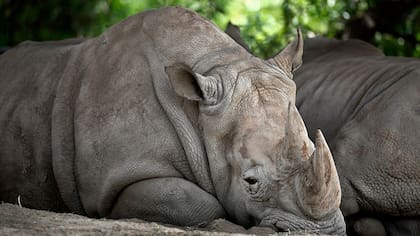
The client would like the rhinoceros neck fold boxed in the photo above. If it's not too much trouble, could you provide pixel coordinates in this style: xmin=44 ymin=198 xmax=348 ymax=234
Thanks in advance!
xmin=143 ymin=40 xmax=216 ymax=194
xmin=51 ymin=44 xmax=86 ymax=214
xmin=132 ymin=8 xmax=250 ymax=195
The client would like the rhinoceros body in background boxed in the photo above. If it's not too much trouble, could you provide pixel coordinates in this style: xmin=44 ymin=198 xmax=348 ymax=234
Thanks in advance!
xmin=294 ymin=37 xmax=420 ymax=235
xmin=0 ymin=7 xmax=345 ymax=234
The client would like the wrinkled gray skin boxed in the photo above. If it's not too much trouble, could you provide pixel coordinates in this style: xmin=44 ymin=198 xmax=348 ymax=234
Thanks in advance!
xmin=0 ymin=7 xmax=345 ymax=234
xmin=294 ymin=38 xmax=420 ymax=236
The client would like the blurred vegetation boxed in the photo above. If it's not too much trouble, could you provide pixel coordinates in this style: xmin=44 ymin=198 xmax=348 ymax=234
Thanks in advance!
xmin=1 ymin=0 xmax=419 ymax=57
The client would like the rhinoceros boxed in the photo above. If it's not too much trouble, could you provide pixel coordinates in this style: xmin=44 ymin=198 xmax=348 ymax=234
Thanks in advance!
xmin=293 ymin=37 xmax=420 ymax=236
xmin=0 ymin=7 xmax=345 ymax=234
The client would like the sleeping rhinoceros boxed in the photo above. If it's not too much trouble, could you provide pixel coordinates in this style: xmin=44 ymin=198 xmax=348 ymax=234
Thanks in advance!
xmin=293 ymin=37 xmax=420 ymax=236
xmin=0 ymin=7 xmax=345 ymax=234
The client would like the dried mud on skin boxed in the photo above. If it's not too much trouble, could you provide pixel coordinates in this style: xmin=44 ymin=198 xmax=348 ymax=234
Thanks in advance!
xmin=0 ymin=203 xmax=323 ymax=236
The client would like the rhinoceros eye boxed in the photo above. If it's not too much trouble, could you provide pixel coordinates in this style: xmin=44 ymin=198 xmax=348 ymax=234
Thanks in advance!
xmin=243 ymin=166 xmax=272 ymax=201
xmin=244 ymin=176 xmax=258 ymax=185
xmin=242 ymin=168 xmax=262 ymax=195
xmin=245 ymin=178 xmax=260 ymax=195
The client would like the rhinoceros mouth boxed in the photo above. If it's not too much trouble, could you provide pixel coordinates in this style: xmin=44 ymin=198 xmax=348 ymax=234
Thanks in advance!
xmin=259 ymin=209 xmax=346 ymax=235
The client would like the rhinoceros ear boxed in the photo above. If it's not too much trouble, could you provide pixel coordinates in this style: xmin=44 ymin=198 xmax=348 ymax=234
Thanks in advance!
xmin=166 ymin=64 xmax=221 ymax=105
xmin=267 ymin=28 xmax=303 ymax=74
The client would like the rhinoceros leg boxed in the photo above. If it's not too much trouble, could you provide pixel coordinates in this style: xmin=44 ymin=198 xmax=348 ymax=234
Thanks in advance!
xmin=108 ymin=177 xmax=226 ymax=226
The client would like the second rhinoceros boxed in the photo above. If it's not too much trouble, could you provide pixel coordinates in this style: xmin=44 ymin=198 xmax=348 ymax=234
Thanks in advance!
xmin=0 ymin=7 xmax=345 ymax=234
xmin=294 ymin=37 xmax=420 ymax=236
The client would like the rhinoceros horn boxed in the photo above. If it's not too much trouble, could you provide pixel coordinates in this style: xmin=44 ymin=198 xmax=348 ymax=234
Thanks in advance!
xmin=298 ymin=129 xmax=341 ymax=219
xmin=282 ymin=104 xmax=341 ymax=220
xmin=267 ymin=28 xmax=303 ymax=73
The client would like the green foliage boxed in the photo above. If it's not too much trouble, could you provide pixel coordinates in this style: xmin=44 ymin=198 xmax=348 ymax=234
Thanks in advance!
xmin=219 ymin=0 xmax=349 ymax=57
xmin=372 ymin=7 xmax=420 ymax=57
xmin=1 ymin=0 xmax=419 ymax=58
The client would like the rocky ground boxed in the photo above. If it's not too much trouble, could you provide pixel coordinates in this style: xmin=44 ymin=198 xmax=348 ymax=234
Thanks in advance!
xmin=0 ymin=203 xmax=326 ymax=236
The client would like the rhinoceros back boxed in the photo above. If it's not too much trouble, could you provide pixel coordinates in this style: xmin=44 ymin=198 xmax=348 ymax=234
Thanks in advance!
xmin=0 ymin=39 xmax=82 ymax=211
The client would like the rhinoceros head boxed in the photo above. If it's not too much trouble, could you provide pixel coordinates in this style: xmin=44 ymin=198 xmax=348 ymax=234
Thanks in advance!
xmin=167 ymin=29 xmax=344 ymax=234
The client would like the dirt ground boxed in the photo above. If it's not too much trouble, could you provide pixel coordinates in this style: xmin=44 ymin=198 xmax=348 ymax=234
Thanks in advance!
xmin=0 ymin=203 xmax=326 ymax=236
